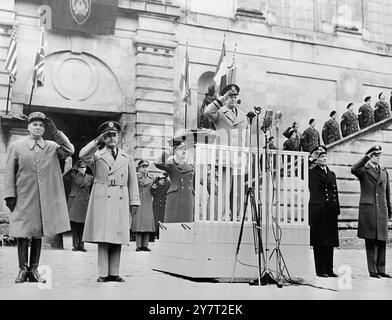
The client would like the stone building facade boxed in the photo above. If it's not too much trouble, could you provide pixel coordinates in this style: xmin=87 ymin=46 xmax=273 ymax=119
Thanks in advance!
xmin=1 ymin=0 xmax=392 ymax=228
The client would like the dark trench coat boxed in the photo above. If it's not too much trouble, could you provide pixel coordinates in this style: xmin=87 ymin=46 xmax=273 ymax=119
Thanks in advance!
xmin=131 ymin=173 xmax=155 ymax=233
xmin=351 ymin=156 xmax=392 ymax=241
xmin=155 ymin=151 xmax=195 ymax=223
xmin=63 ymin=170 xmax=93 ymax=223
xmin=308 ymin=165 xmax=341 ymax=247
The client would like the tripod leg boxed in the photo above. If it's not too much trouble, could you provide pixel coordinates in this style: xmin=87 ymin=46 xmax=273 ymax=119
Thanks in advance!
xmin=249 ymin=190 xmax=263 ymax=286
xmin=231 ymin=188 xmax=251 ymax=284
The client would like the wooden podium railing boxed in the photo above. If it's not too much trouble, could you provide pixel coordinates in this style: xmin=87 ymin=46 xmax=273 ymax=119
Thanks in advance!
xmin=194 ymin=143 xmax=309 ymax=226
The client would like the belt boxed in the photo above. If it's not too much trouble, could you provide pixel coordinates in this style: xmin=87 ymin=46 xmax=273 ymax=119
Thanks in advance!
xmin=94 ymin=179 xmax=125 ymax=187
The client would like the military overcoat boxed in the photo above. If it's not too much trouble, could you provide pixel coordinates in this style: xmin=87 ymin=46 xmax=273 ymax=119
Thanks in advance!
xmin=131 ymin=173 xmax=155 ymax=232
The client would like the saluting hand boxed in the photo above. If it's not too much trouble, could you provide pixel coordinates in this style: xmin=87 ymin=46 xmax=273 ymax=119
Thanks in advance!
xmin=218 ymin=90 xmax=231 ymax=105
xmin=5 ymin=197 xmax=16 ymax=212
xmin=94 ymin=132 xmax=107 ymax=149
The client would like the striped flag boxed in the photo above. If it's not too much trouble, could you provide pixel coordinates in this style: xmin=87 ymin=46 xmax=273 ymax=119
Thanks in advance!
xmin=179 ymin=45 xmax=191 ymax=105
xmin=5 ymin=22 xmax=18 ymax=83
xmin=32 ymin=27 xmax=45 ymax=88
xmin=213 ymin=39 xmax=229 ymax=94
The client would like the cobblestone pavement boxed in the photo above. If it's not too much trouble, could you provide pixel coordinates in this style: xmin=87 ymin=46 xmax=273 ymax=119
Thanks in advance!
xmin=1 ymin=236 xmax=392 ymax=300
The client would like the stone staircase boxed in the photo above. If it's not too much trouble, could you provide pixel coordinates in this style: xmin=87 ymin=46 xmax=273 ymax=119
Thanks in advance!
xmin=326 ymin=117 xmax=392 ymax=248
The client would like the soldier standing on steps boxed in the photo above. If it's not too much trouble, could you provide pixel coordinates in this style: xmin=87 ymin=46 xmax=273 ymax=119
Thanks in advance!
xmin=374 ymin=92 xmax=391 ymax=123
xmin=4 ymin=112 xmax=73 ymax=283
xmin=340 ymin=102 xmax=359 ymax=138
xmin=358 ymin=96 xmax=374 ymax=129
xmin=322 ymin=111 xmax=341 ymax=145
xmin=300 ymin=119 xmax=320 ymax=153
xmin=351 ymin=145 xmax=392 ymax=278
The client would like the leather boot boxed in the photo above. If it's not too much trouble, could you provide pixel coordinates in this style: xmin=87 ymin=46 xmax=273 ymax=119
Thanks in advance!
xmin=15 ymin=238 xmax=29 ymax=283
xmin=29 ymin=238 xmax=45 ymax=283
xmin=15 ymin=265 xmax=29 ymax=283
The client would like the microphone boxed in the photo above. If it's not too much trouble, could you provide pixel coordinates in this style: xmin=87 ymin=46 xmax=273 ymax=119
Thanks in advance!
xmin=275 ymin=111 xmax=283 ymax=120
xmin=254 ymin=106 xmax=262 ymax=114
xmin=237 ymin=99 xmax=241 ymax=105
xmin=246 ymin=111 xmax=256 ymax=125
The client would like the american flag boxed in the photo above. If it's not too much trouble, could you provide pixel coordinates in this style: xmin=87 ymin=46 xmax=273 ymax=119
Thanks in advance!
xmin=5 ymin=22 xmax=18 ymax=84
xmin=179 ymin=44 xmax=191 ymax=105
xmin=213 ymin=39 xmax=229 ymax=94
xmin=32 ymin=27 xmax=45 ymax=88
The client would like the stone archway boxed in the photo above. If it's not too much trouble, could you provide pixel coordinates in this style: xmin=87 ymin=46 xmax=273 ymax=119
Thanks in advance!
xmin=197 ymin=71 xmax=216 ymax=128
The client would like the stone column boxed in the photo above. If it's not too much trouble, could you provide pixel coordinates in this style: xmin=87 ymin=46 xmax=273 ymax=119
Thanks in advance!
xmin=132 ymin=6 xmax=180 ymax=164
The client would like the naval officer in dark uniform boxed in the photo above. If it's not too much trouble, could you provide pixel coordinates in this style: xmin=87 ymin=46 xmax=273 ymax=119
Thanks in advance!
xmin=308 ymin=146 xmax=341 ymax=277
xmin=340 ymin=102 xmax=359 ymax=137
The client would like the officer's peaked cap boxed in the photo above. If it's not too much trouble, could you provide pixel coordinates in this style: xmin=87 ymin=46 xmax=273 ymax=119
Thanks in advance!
xmin=98 ymin=121 xmax=121 ymax=134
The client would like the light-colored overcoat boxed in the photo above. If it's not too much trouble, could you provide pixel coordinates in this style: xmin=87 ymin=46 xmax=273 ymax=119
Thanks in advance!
xmin=80 ymin=142 xmax=140 ymax=244
xmin=204 ymin=99 xmax=248 ymax=147
xmin=4 ymin=132 xmax=74 ymax=237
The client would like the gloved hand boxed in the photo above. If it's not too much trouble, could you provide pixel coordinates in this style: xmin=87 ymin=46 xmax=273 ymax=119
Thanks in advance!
xmin=5 ymin=197 xmax=16 ymax=212
xmin=45 ymin=118 xmax=59 ymax=136
xmin=94 ymin=132 xmax=107 ymax=150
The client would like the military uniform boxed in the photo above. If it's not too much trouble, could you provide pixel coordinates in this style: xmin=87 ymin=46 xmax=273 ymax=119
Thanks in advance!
xmin=308 ymin=150 xmax=340 ymax=276
xmin=151 ymin=177 xmax=169 ymax=238
xmin=358 ymin=103 xmax=374 ymax=129
xmin=340 ymin=110 xmax=359 ymax=137
xmin=374 ymin=100 xmax=391 ymax=123
xmin=155 ymin=151 xmax=195 ymax=223
xmin=351 ymin=146 xmax=392 ymax=277
xmin=63 ymin=165 xmax=93 ymax=251
xmin=131 ymin=171 xmax=155 ymax=250
xmin=300 ymin=127 xmax=320 ymax=153
xmin=80 ymin=121 xmax=140 ymax=282
xmin=322 ymin=118 xmax=341 ymax=145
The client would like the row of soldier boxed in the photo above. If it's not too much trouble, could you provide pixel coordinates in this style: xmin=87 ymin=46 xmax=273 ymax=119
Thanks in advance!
xmin=280 ymin=93 xmax=391 ymax=154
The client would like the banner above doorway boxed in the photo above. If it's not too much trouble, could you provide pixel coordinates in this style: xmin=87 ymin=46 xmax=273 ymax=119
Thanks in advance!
xmin=43 ymin=0 xmax=118 ymax=35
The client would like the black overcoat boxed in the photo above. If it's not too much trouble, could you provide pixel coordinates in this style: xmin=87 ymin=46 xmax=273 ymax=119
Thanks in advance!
xmin=308 ymin=165 xmax=340 ymax=247
xmin=300 ymin=127 xmax=320 ymax=152
xmin=358 ymin=103 xmax=374 ymax=129
xmin=351 ymin=156 xmax=392 ymax=241
xmin=374 ymin=100 xmax=391 ymax=123
xmin=151 ymin=179 xmax=169 ymax=230
xmin=340 ymin=111 xmax=359 ymax=137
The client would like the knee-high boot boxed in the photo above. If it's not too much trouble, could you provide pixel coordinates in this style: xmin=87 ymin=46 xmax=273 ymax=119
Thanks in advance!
xmin=15 ymin=238 xmax=29 ymax=283
xmin=29 ymin=238 xmax=46 ymax=283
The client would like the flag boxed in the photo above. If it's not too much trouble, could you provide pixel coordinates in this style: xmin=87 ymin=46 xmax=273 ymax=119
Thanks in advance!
xmin=179 ymin=45 xmax=191 ymax=105
xmin=43 ymin=0 xmax=118 ymax=35
xmin=32 ymin=27 xmax=45 ymax=88
xmin=5 ymin=22 xmax=18 ymax=83
xmin=213 ymin=39 xmax=229 ymax=93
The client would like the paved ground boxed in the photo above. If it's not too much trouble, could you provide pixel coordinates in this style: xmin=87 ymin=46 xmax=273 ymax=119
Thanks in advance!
xmin=1 ymin=235 xmax=392 ymax=300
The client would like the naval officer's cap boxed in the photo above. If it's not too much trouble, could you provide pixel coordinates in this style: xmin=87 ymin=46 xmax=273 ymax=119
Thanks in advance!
xmin=98 ymin=121 xmax=121 ymax=134
xmin=366 ymin=145 xmax=382 ymax=156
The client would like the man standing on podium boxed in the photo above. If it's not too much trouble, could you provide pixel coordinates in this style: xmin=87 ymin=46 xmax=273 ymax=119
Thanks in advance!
xmin=204 ymin=84 xmax=247 ymax=220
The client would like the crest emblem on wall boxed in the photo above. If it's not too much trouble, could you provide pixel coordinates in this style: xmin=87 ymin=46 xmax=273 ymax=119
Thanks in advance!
xmin=70 ymin=0 xmax=91 ymax=25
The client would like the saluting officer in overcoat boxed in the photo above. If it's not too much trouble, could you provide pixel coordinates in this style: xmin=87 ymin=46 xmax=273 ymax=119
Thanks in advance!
xmin=63 ymin=160 xmax=93 ymax=252
xmin=300 ymin=118 xmax=320 ymax=152
xmin=155 ymin=137 xmax=195 ymax=223
xmin=340 ymin=102 xmax=359 ymax=138
xmin=80 ymin=121 xmax=140 ymax=282
xmin=4 ymin=112 xmax=73 ymax=283
xmin=358 ymin=96 xmax=375 ymax=130
xmin=308 ymin=146 xmax=340 ymax=277
xmin=322 ymin=111 xmax=341 ymax=145
xmin=351 ymin=145 xmax=392 ymax=278
xmin=131 ymin=160 xmax=155 ymax=251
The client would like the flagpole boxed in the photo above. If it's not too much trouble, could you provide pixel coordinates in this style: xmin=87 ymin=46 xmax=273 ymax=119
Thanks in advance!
xmin=185 ymin=102 xmax=187 ymax=130
xmin=28 ymin=84 xmax=35 ymax=115
xmin=5 ymin=76 xmax=12 ymax=115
